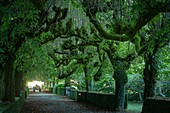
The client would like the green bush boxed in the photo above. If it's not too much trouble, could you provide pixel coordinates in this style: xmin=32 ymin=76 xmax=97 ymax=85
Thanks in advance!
xmin=57 ymin=87 xmax=65 ymax=95
xmin=25 ymin=87 xmax=29 ymax=99
xmin=0 ymin=91 xmax=26 ymax=113
xmin=48 ymin=87 xmax=53 ymax=93
xmin=53 ymin=84 xmax=65 ymax=94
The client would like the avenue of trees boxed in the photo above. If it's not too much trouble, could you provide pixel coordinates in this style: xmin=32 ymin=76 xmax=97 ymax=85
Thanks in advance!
xmin=0 ymin=0 xmax=170 ymax=112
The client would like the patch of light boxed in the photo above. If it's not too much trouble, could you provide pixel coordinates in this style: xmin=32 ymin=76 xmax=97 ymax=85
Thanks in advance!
xmin=27 ymin=81 xmax=44 ymax=88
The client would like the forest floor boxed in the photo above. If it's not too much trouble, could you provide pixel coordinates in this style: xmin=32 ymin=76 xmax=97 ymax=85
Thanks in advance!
xmin=21 ymin=92 xmax=141 ymax=113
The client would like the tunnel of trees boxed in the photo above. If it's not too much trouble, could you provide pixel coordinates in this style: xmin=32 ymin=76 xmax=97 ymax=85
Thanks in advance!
xmin=0 ymin=0 xmax=170 ymax=112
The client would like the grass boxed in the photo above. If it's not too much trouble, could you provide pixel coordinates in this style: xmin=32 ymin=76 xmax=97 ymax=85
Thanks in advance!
xmin=127 ymin=101 xmax=143 ymax=113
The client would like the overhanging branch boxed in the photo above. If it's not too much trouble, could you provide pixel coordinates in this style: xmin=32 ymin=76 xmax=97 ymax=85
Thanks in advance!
xmin=92 ymin=20 xmax=129 ymax=41
xmin=128 ymin=2 xmax=170 ymax=40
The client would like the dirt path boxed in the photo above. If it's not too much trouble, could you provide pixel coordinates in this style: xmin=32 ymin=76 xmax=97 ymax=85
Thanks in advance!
xmin=21 ymin=92 xmax=123 ymax=113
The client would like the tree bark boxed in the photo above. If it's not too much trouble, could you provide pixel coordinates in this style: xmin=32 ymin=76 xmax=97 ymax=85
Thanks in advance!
xmin=15 ymin=71 xmax=23 ymax=97
xmin=142 ymin=55 xmax=157 ymax=113
xmin=3 ymin=60 xmax=15 ymax=102
xmin=0 ymin=64 xmax=4 ymax=100
xmin=143 ymin=59 xmax=156 ymax=99
xmin=113 ymin=60 xmax=128 ymax=111
xmin=84 ymin=67 xmax=89 ymax=92
xmin=85 ymin=74 xmax=89 ymax=92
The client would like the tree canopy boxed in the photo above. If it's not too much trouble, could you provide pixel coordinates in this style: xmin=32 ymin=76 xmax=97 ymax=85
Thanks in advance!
xmin=0 ymin=0 xmax=170 ymax=112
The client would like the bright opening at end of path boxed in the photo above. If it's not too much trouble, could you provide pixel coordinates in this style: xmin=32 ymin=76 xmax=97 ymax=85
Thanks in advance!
xmin=27 ymin=81 xmax=44 ymax=88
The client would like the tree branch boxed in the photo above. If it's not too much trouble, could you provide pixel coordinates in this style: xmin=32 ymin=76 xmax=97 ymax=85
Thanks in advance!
xmin=58 ymin=67 xmax=77 ymax=79
xmin=83 ymin=1 xmax=170 ymax=42
xmin=92 ymin=20 xmax=129 ymax=41
xmin=128 ymin=2 xmax=170 ymax=40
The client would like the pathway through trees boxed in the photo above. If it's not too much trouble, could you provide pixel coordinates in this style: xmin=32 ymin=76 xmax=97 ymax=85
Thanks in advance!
xmin=21 ymin=92 xmax=142 ymax=113
xmin=21 ymin=92 xmax=117 ymax=113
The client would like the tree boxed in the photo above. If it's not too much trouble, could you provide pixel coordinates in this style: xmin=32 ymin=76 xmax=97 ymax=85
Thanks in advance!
xmin=80 ymin=0 xmax=170 ymax=111
xmin=0 ymin=0 xmax=69 ymax=102
xmin=0 ymin=0 xmax=40 ymax=101
xmin=139 ymin=13 xmax=170 ymax=112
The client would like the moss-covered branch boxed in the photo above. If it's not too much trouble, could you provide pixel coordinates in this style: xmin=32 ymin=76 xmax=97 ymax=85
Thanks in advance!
xmin=128 ymin=2 xmax=170 ymax=40
xmin=84 ymin=1 xmax=170 ymax=42
xmin=92 ymin=20 xmax=129 ymax=41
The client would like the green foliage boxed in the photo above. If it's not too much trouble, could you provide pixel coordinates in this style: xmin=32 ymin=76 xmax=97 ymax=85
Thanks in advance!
xmin=38 ymin=31 xmax=54 ymax=43
xmin=15 ymin=39 xmax=57 ymax=81
xmin=0 ymin=0 xmax=39 ymax=34
xmin=0 ymin=0 xmax=169 ymax=104
xmin=156 ymin=45 xmax=170 ymax=97
xmin=0 ymin=0 xmax=40 ymax=63
xmin=92 ymin=54 xmax=114 ymax=93
xmin=134 ymin=34 xmax=141 ymax=52
xmin=127 ymin=57 xmax=145 ymax=94
xmin=114 ymin=42 xmax=136 ymax=58
xmin=29 ymin=0 xmax=47 ymax=10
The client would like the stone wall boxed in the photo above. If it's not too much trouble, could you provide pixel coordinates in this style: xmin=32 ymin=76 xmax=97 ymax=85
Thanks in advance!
xmin=69 ymin=89 xmax=127 ymax=110
xmin=143 ymin=98 xmax=170 ymax=113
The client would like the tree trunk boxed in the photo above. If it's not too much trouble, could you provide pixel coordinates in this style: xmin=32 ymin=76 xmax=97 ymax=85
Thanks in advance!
xmin=3 ymin=60 xmax=15 ymax=102
xmin=142 ymin=55 xmax=157 ymax=113
xmin=0 ymin=65 xmax=2 ymax=99
xmin=143 ymin=55 xmax=157 ymax=98
xmin=85 ymin=74 xmax=89 ymax=92
xmin=138 ymin=92 xmax=143 ymax=101
xmin=143 ymin=62 xmax=156 ymax=98
xmin=0 ymin=64 xmax=4 ymax=100
xmin=15 ymin=71 xmax=23 ymax=97
xmin=113 ymin=60 xmax=128 ymax=111
xmin=84 ymin=67 xmax=89 ymax=92
xmin=91 ymin=78 xmax=94 ymax=91
xmin=53 ymin=81 xmax=55 ymax=87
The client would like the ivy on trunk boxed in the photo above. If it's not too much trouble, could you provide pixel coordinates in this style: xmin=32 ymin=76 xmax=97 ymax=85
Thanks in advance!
xmin=113 ymin=60 xmax=128 ymax=111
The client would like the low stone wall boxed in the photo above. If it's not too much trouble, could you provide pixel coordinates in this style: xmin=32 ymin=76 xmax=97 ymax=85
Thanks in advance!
xmin=143 ymin=98 xmax=170 ymax=113
xmin=0 ymin=91 xmax=26 ymax=113
xmin=86 ymin=92 xmax=116 ymax=109
xmin=70 ymin=90 xmax=86 ymax=101
xmin=69 ymin=89 xmax=127 ymax=110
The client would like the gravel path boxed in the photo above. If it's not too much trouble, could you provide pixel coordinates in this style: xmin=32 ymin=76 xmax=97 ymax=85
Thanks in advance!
xmin=21 ymin=92 xmax=126 ymax=113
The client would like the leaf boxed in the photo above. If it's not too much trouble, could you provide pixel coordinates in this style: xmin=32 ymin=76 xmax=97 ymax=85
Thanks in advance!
xmin=0 ymin=48 xmax=4 ymax=53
